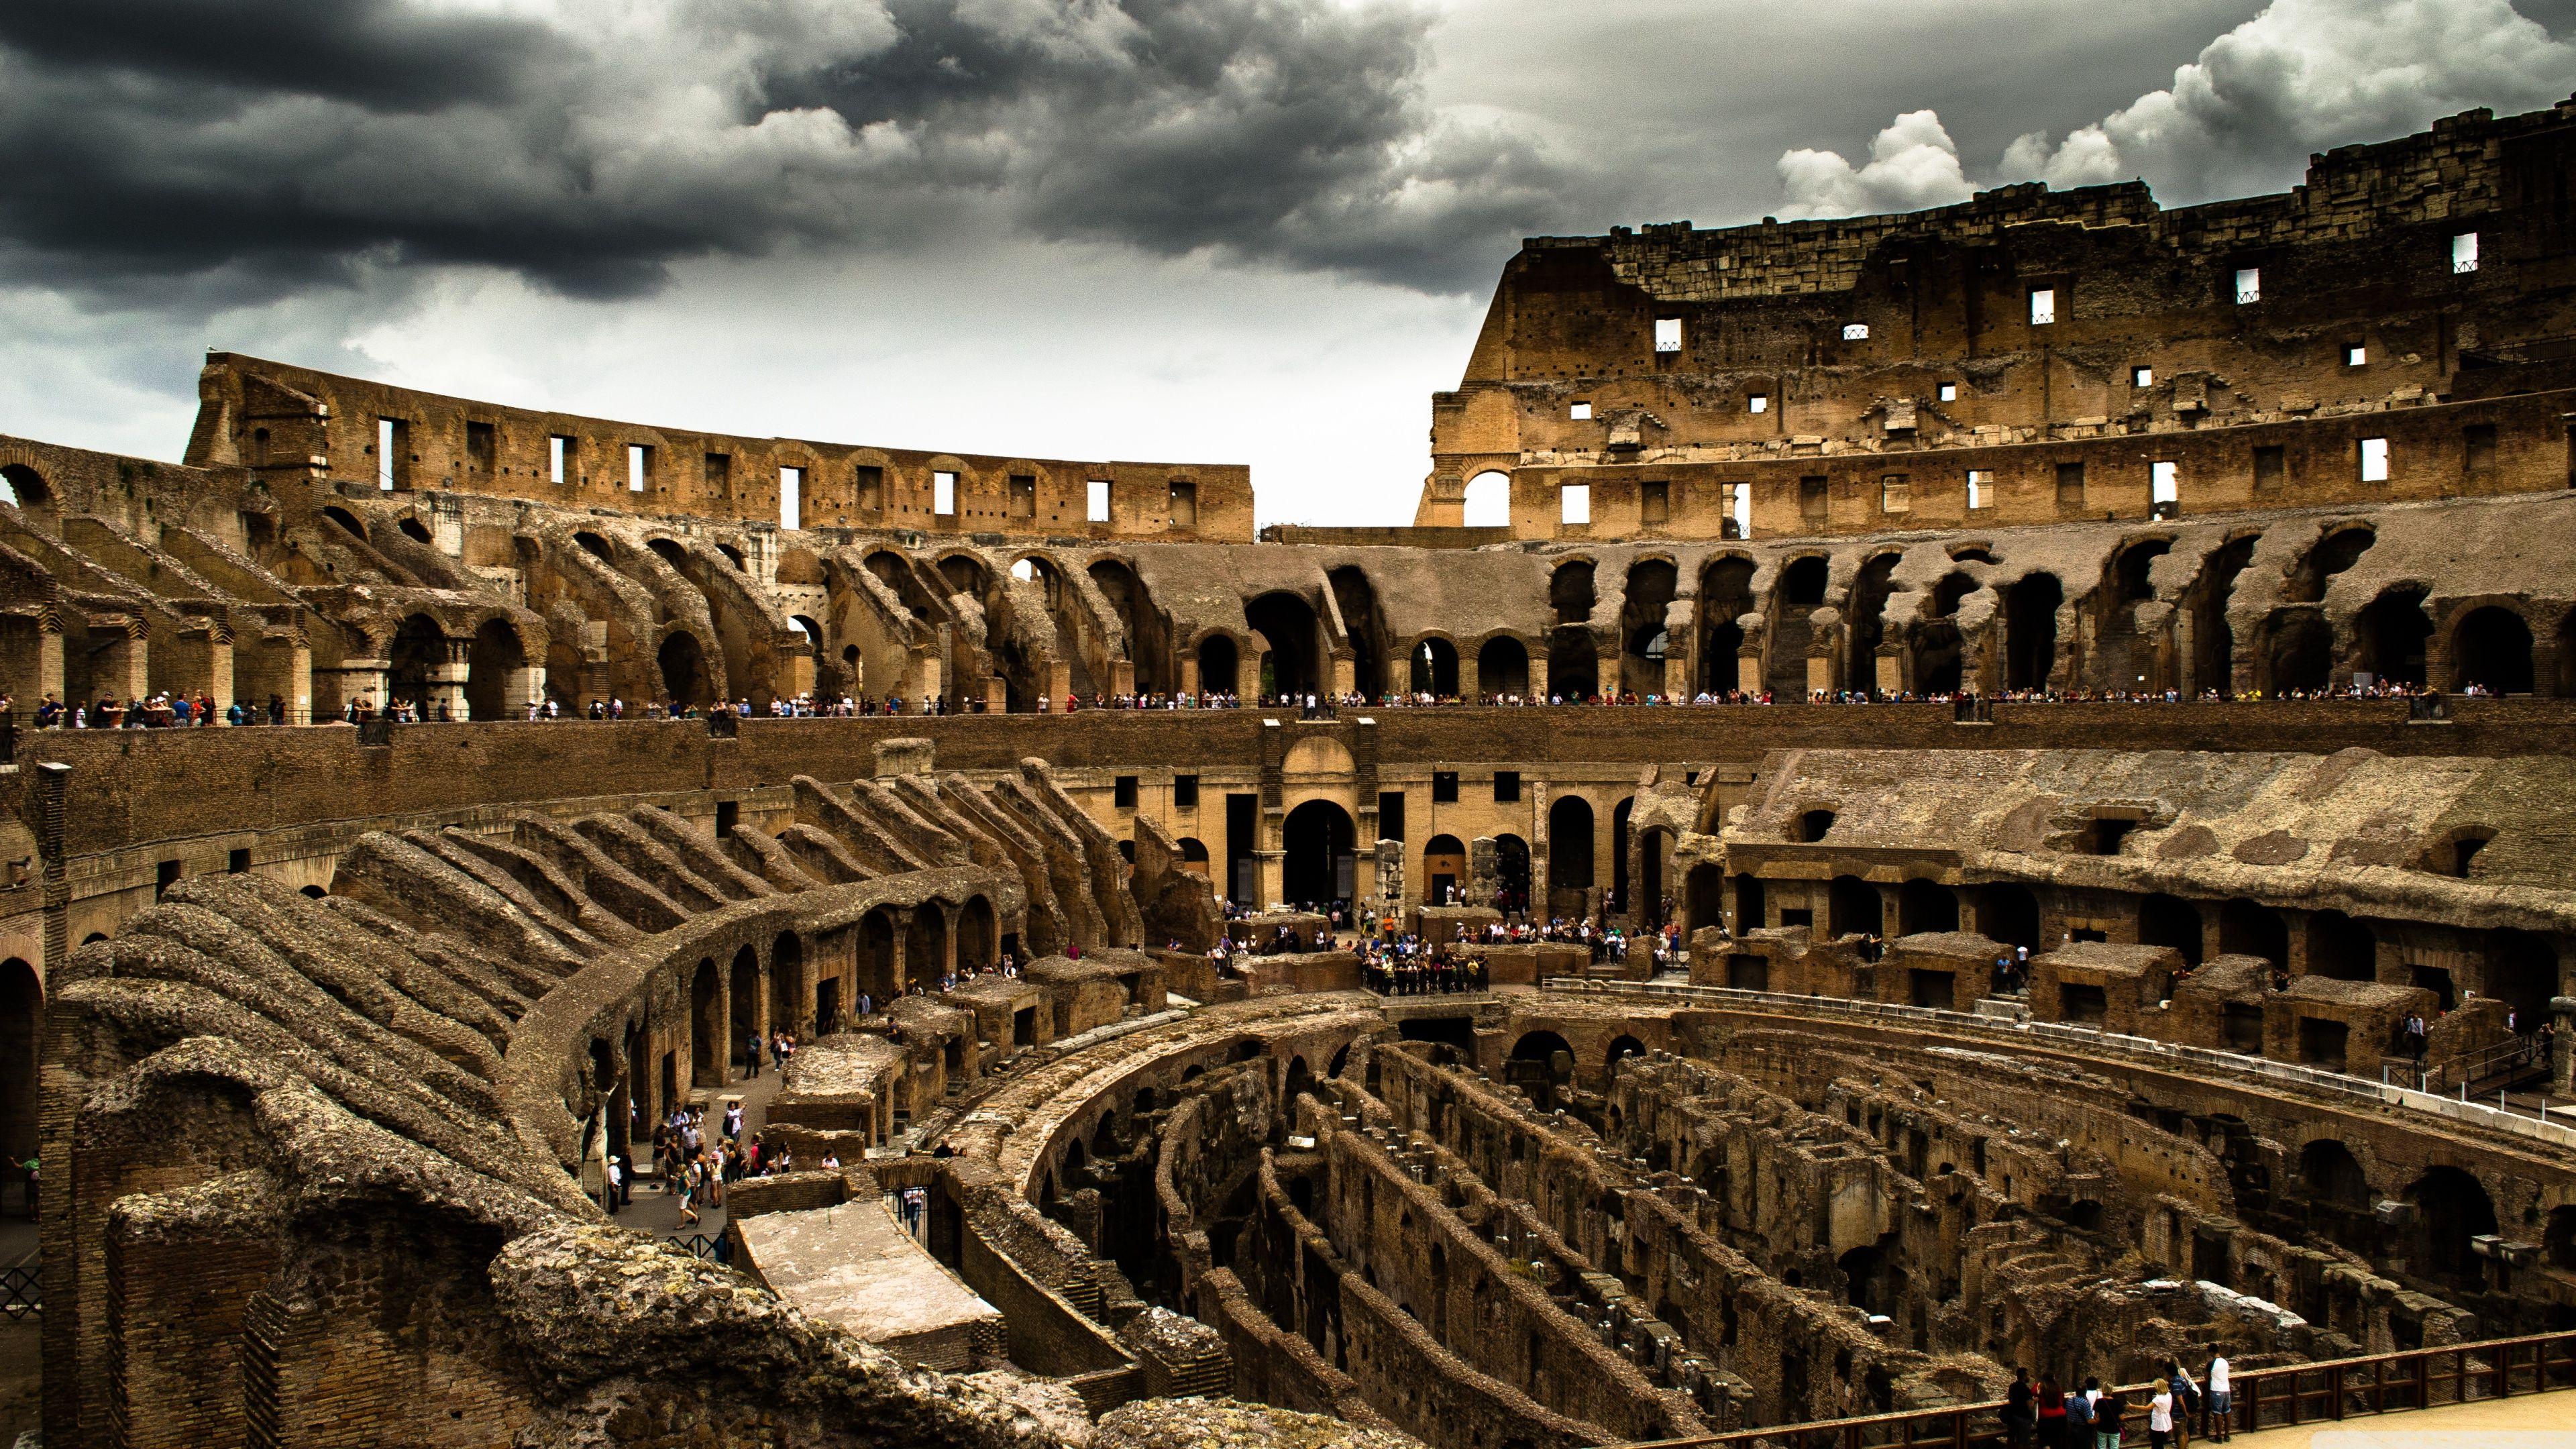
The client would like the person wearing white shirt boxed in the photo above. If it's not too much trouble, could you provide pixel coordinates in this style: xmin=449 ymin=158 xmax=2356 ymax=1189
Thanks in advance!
xmin=2149 ymin=1379 xmax=2176 ymax=1448
xmin=2207 ymin=1354 xmax=2233 ymax=1442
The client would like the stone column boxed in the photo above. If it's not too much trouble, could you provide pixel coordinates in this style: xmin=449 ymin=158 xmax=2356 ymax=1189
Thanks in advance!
xmin=423 ymin=637 xmax=470 ymax=720
xmin=1179 ymin=651 xmax=1200 ymax=698
xmin=1254 ymin=849 xmax=1285 ymax=912
xmin=2554 ymin=996 xmax=2575 ymax=1095
xmin=36 ymin=625 xmax=61 ymax=704
xmin=1527 ymin=649 xmax=1548 ymax=701
xmin=506 ymin=664 xmax=546 ymax=716
xmin=1330 ymin=651 xmax=1354 ymax=696
xmin=1804 ymin=652 xmax=1831 ymax=698
xmin=1664 ymin=653 xmax=1689 ymax=700
xmin=1043 ymin=659 xmax=1071 ymax=709
xmin=885 ymin=906 xmax=914 ymax=995
xmin=1737 ymin=651 xmax=1762 ymax=696
xmin=100 ymin=629 xmax=148 ymax=702
xmin=1456 ymin=649 xmax=1480 ymax=703
xmin=1875 ymin=649 xmax=1902 ymax=696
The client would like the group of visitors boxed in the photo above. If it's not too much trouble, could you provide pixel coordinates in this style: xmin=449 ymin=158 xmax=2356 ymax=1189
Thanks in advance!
xmin=28 ymin=690 xmax=294 ymax=728
xmin=2004 ymin=1354 xmax=2233 ymax=1447
xmin=1358 ymin=937 xmax=1490 ymax=995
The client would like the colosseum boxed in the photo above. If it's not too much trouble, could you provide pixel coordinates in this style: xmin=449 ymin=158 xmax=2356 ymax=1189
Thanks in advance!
xmin=7 ymin=97 xmax=2576 ymax=1449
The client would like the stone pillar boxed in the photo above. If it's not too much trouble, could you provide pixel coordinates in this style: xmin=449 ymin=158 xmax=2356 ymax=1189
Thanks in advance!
xmin=1456 ymin=650 xmax=1480 ymax=704
xmin=1875 ymin=649 xmax=1902 ymax=697
xmin=1664 ymin=653 xmax=1689 ymax=700
xmin=1110 ymin=659 xmax=1136 ymax=697
xmin=885 ymin=906 xmax=914 ymax=993
xmin=1329 ymin=651 xmax=1354 ymax=696
xmin=1254 ymin=849 xmax=1285 ymax=912
xmin=1044 ymin=659 xmax=1071 ymax=708
xmin=1179 ymin=651 xmax=1200 ymax=698
xmin=1804 ymin=652 xmax=1831 ymax=698
xmin=786 ymin=651 xmax=815 ymax=701
xmin=36 ymin=626 xmax=61 ymax=704
xmin=1737 ymin=651 xmax=1762 ymax=696
xmin=100 ymin=629 xmax=148 ymax=701
xmin=506 ymin=664 xmax=545 ymax=717
xmin=423 ymin=637 xmax=469 ymax=720
xmin=2554 ymin=996 xmax=2575 ymax=1095
xmin=1527 ymin=649 xmax=1548 ymax=702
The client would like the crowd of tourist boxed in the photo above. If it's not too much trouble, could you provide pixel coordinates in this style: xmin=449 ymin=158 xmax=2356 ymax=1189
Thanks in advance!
xmin=2002 ymin=1353 xmax=2233 ymax=1446
xmin=7 ymin=676 xmax=2485 ymax=731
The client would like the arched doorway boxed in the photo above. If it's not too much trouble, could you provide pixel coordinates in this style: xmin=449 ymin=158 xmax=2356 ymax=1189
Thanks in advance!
xmin=2358 ymin=588 xmax=2432 ymax=688
xmin=1477 ymin=635 xmax=1529 ymax=699
xmin=1548 ymin=794 xmax=1595 ymax=911
xmin=1 ymin=958 xmax=36 ymax=1211
xmin=1283 ymin=800 xmax=1356 ymax=909
xmin=1507 ymin=1030 xmax=1575 ymax=1109
xmin=659 ymin=631 xmax=710 ymax=710
xmin=1700 ymin=557 xmax=1756 ymax=694
xmin=464 ymin=617 xmax=525 ymax=720
xmin=1610 ymin=796 xmax=1634 ymax=914
xmin=1495 ymin=835 xmax=1532 ymax=917
xmin=690 ymin=958 xmax=721 ymax=1087
xmin=729 ymin=948 xmax=760 ymax=1070
xmin=1638 ymin=828 xmax=1670 ymax=926
xmin=2219 ymin=899 xmax=2288 ymax=967
xmin=386 ymin=613 xmax=445 ymax=712
xmin=1409 ymin=637 xmax=1459 ymax=698
xmin=2452 ymin=606 xmax=2534 ymax=694
xmin=1246 ymin=592 xmax=1320 ymax=698
xmin=2264 ymin=611 xmax=2334 ymax=692
xmin=1619 ymin=559 xmax=1678 ymax=698
xmin=1197 ymin=634 xmax=1240 ymax=698
xmin=2139 ymin=894 xmax=2204 ymax=966
xmin=904 ymin=909 xmax=949 ymax=991
xmin=768 ymin=936 xmax=806 ymax=1036
xmin=2004 ymin=575 xmax=2063 ymax=691
xmin=1422 ymin=834 xmax=1467 ymax=908
xmin=2306 ymin=911 xmax=2377 ymax=982
xmin=957 ymin=896 xmax=998 ymax=969
xmin=2485 ymin=930 xmax=2559 ymax=1028
xmin=1829 ymin=876 xmax=1882 ymax=938
xmin=1981 ymin=884 xmax=2039 ymax=950
xmin=857 ymin=912 xmax=897 ymax=1002
xmin=1462 ymin=470 xmax=1511 ymax=528
xmin=2299 ymin=1139 xmax=2369 ymax=1209
xmin=2407 ymin=1167 xmax=2499 ymax=1285
xmin=1896 ymin=878 xmax=1957 ymax=934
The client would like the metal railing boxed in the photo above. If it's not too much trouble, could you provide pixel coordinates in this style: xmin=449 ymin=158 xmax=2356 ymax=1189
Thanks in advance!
xmin=1613 ymin=1331 xmax=2576 ymax=1448
xmin=0 ymin=1258 xmax=36 ymax=1319
xmin=663 ymin=1232 xmax=727 ymax=1261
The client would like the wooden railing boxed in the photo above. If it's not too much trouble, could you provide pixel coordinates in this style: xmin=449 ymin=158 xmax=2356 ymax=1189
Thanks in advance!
xmin=1609 ymin=1331 xmax=2576 ymax=1448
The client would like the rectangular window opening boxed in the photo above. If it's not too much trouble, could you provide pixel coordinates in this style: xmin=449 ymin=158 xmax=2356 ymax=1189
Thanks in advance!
xmin=2055 ymin=461 xmax=2086 ymax=506
xmin=704 ymin=451 xmax=730 ymax=494
xmin=466 ymin=421 xmax=496 ymax=473
xmin=376 ymin=417 xmax=410 ymax=491
xmin=1432 ymin=771 xmax=1459 ymax=804
xmin=1173 ymin=774 xmax=1199 ymax=810
xmin=1640 ymin=480 xmax=1669 ymax=525
xmin=1966 ymin=468 xmax=1993 ymax=510
xmin=1560 ymin=484 xmax=1591 ymax=526
xmin=1570 ymin=401 xmax=1593 ymax=421
xmin=2028 ymin=288 xmax=2056 ymax=325
xmin=2359 ymin=436 xmax=2390 ymax=483
xmin=1937 ymin=383 xmax=1956 ymax=402
xmin=853 ymin=464 xmax=882 ymax=512
xmin=934 ymin=470 xmax=959 ymax=517
xmin=1169 ymin=480 xmax=1197 ymax=529
xmin=1799 ymin=475 xmax=1828 ymax=521
xmin=2234 ymin=267 xmax=2261 ymax=304
xmin=2465 ymin=423 xmax=2498 ymax=474
xmin=549 ymin=435 xmax=572 ymax=486
xmin=1086 ymin=478 xmax=1111 ymax=523
xmin=1748 ymin=393 xmax=1770 ymax=414
xmin=1841 ymin=323 xmax=1870 ymax=341
xmin=780 ymin=466 xmax=802 ymax=529
xmin=2151 ymin=460 xmax=2180 ymax=519
xmin=1009 ymin=474 xmax=1036 ymax=518
xmin=627 ymin=443 xmax=652 ymax=494
xmin=1113 ymin=775 xmax=1138 ymax=810
xmin=1654 ymin=317 xmax=1683 ymax=353
xmin=2343 ymin=343 xmax=2367 ymax=367
xmin=1880 ymin=474 xmax=1911 ymax=515
xmin=2253 ymin=445 xmax=2286 ymax=492
xmin=2131 ymin=366 xmax=2153 ymax=388
xmin=1728 ymin=481 xmax=1753 ymax=538
xmin=1378 ymin=791 xmax=1405 ymax=842
xmin=227 ymin=847 xmax=251 ymax=874
xmin=2454 ymin=231 xmax=2479 ymax=274
xmin=1493 ymin=770 xmax=1521 ymax=803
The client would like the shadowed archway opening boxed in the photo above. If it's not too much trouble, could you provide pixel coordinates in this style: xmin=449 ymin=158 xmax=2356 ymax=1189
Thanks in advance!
xmin=659 ymin=631 xmax=710 ymax=710
xmin=2453 ymin=606 xmax=2533 ymax=694
xmin=1246 ymin=592 xmax=1320 ymax=698
xmin=1284 ymin=799 xmax=1356 ymax=909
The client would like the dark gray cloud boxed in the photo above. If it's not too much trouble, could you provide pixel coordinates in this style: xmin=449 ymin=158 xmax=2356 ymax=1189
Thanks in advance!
xmin=0 ymin=0 xmax=1578 ymax=305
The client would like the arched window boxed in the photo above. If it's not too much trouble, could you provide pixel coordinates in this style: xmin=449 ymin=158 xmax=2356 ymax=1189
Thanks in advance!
xmin=1462 ymin=470 xmax=1511 ymax=528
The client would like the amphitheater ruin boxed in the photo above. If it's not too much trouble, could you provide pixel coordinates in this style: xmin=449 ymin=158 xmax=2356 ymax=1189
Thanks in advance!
xmin=9 ymin=98 xmax=2576 ymax=1449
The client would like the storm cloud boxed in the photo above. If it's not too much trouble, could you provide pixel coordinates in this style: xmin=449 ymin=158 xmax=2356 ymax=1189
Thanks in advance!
xmin=0 ymin=0 xmax=1578 ymax=303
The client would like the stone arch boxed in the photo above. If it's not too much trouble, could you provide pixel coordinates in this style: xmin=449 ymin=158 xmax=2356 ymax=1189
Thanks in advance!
xmin=2139 ymin=893 xmax=2204 ymax=966
xmin=386 ymin=612 xmax=445 ymax=713
xmin=1477 ymin=633 xmax=1531 ymax=699
xmin=657 ymin=630 xmax=710 ymax=710
xmin=1548 ymin=794 xmax=1595 ymax=896
xmin=1845 ymin=551 xmax=1902 ymax=694
xmin=2299 ymin=1138 xmax=2369 ymax=1208
xmin=1699 ymin=555 xmax=1756 ymax=694
xmin=0 ymin=463 xmax=52 ymax=515
xmin=690 ymin=957 xmax=722 ymax=1087
xmin=1284 ymin=798 xmax=1356 ymax=908
xmin=1091 ymin=556 xmax=1171 ymax=694
xmin=1195 ymin=631 xmax=1242 ymax=698
xmin=1462 ymin=470 xmax=1511 ymax=528
xmin=1610 ymin=796 xmax=1635 ymax=912
xmin=1245 ymin=591 xmax=1320 ymax=698
xmin=2356 ymin=586 xmax=2432 ymax=688
xmin=2406 ymin=1165 xmax=2498 ymax=1285
xmin=2004 ymin=574 xmax=2063 ymax=691
xmin=905 ymin=906 xmax=950 ymax=990
xmin=320 ymin=505 xmax=368 ymax=541
xmin=2450 ymin=604 xmax=2534 ymax=694
xmin=1828 ymin=875 xmax=1882 ymax=938
xmin=729 ymin=947 xmax=761 ymax=1069
xmin=1619 ymin=557 xmax=1679 ymax=698
xmin=2219 ymin=898 xmax=2288 ymax=966
xmin=2262 ymin=610 xmax=2335 ymax=692
xmin=1326 ymin=565 xmax=1389 ymax=700
xmin=1407 ymin=635 xmax=1459 ymax=698
xmin=768 ymin=935 xmax=806 ymax=1036
xmin=2283 ymin=524 xmax=2375 ymax=603
xmin=464 ymin=616 xmax=527 ymax=720
xmin=1896 ymin=877 xmax=1957 ymax=934
xmin=1636 ymin=828 xmax=1670 ymax=926
xmin=1981 ymin=883 xmax=2039 ymax=950
xmin=2305 ymin=910 xmax=2377 ymax=982
xmin=1422 ymin=834 xmax=1468 ymax=907
xmin=957 ymin=896 xmax=998 ymax=969
xmin=855 ymin=910 xmax=898 ymax=1003
xmin=1684 ymin=862 xmax=1727 ymax=934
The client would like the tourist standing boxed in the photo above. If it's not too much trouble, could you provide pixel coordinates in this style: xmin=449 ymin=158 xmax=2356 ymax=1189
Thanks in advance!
xmin=2205 ymin=1352 xmax=2232 ymax=1442
xmin=2148 ymin=1377 xmax=2176 ymax=1449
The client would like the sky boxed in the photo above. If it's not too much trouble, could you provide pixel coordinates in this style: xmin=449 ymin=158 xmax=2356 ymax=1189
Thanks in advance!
xmin=6 ymin=0 xmax=2576 ymax=527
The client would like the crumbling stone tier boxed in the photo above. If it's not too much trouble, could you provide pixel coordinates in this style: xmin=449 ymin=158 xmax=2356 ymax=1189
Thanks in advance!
xmin=15 ymin=99 xmax=2576 ymax=1449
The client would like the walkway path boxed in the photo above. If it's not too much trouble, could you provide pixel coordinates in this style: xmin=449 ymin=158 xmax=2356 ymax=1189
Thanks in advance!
xmin=2230 ymin=1390 xmax=2575 ymax=1445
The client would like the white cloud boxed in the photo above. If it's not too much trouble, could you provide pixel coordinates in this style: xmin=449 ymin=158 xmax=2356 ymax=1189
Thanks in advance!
xmin=1998 ymin=0 xmax=2576 ymax=199
xmin=1776 ymin=109 xmax=1975 ymax=219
